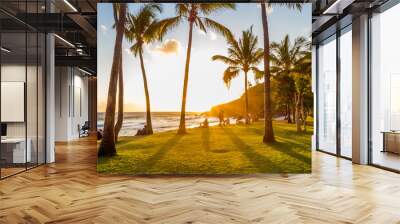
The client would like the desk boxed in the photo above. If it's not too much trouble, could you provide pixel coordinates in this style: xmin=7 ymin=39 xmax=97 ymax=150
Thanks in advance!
xmin=1 ymin=138 xmax=31 ymax=163
xmin=381 ymin=131 xmax=400 ymax=154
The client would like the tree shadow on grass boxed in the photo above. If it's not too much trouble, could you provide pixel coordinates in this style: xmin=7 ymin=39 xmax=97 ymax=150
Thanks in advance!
xmin=270 ymin=140 xmax=311 ymax=165
xmin=222 ymin=128 xmax=281 ymax=173
xmin=135 ymin=134 xmax=183 ymax=173
xmin=201 ymin=128 xmax=211 ymax=151
xmin=247 ymin=127 xmax=311 ymax=165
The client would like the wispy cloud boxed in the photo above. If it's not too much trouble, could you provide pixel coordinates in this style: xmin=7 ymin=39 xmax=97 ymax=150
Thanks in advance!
xmin=153 ymin=39 xmax=181 ymax=55
xmin=100 ymin=24 xmax=108 ymax=34
xmin=197 ymin=28 xmax=217 ymax=41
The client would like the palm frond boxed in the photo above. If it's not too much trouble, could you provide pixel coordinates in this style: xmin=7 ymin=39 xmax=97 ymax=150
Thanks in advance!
xmin=175 ymin=3 xmax=189 ymax=17
xmin=223 ymin=67 xmax=241 ymax=88
xmin=199 ymin=3 xmax=236 ymax=15
xmin=196 ymin=17 xmax=207 ymax=34
xmin=211 ymin=55 xmax=239 ymax=66
xmin=203 ymin=17 xmax=234 ymax=44
xmin=279 ymin=3 xmax=302 ymax=12
xmin=155 ymin=16 xmax=182 ymax=41
xmin=251 ymin=66 xmax=264 ymax=80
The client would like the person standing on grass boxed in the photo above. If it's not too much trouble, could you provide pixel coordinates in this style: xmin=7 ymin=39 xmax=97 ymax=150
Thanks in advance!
xmin=219 ymin=110 xmax=225 ymax=127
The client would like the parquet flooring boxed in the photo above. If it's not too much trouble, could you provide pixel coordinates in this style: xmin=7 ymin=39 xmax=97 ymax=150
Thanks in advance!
xmin=0 ymin=137 xmax=400 ymax=223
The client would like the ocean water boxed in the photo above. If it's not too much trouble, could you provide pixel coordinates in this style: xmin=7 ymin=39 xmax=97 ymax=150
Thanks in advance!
xmin=97 ymin=112 xmax=220 ymax=136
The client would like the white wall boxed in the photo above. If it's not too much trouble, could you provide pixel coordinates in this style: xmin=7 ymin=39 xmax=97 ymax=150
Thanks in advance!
xmin=55 ymin=67 xmax=89 ymax=141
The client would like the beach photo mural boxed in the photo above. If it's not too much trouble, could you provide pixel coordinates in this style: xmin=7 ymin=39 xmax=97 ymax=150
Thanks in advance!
xmin=97 ymin=2 xmax=313 ymax=174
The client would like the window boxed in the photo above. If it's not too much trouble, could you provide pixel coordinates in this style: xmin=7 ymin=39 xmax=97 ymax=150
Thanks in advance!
xmin=370 ymin=3 xmax=400 ymax=171
xmin=339 ymin=27 xmax=352 ymax=158
xmin=317 ymin=35 xmax=337 ymax=154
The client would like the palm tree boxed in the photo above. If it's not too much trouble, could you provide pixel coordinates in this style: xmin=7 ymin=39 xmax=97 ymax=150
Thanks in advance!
xmin=270 ymin=35 xmax=309 ymax=132
xmin=261 ymin=2 xmax=302 ymax=143
xmin=212 ymin=27 xmax=264 ymax=124
xmin=155 ymin=3 xmax=236 ymax=134
xmin=124 ymin=4 xmax=165 ymax=135
xmin=98 ymin=3 xmax=127 ymax=157
xmin=292 ymin=50 xmax=312 ymax=132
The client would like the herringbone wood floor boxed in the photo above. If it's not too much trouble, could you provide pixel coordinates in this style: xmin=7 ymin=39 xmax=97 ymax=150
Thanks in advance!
xmin=1 ymin=137 xmax=400 ymax=224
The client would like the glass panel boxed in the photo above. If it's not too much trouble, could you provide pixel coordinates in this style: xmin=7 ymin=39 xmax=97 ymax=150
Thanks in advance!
xmin=38 ymin=32 xmax=45 ymax=165
xmin=1 ymin=31 xmax=27 ymax=177
xmin=317 ymin=35 xmax=337 ymax=154
xmin=27 ymin=31 xmax=38 ymax=169
xmin=371 ymin=4 xmax=400 ymax=171
xmin=340 ymin=27 xmax=352 ymax=158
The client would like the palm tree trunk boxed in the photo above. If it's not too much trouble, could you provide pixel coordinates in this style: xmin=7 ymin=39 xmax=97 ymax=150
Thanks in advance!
xmin=98 ymin=4 xmax=126 ymax=157
xmin=261 ymin=2 xmax=275 ymax=143
xmin=139 ymin=48 xmax=153 ymax=135
xmin=292 ymin=99 xmax=296 ymax=123
xmin=301 ymin=95 xmax=307 ymax=132
xmin=295 ymin=93 xmax=302 ymax=132
xmin=178 ymin=20 xmax=194 ymax=134
xmin=244 ymin=71 xmax=250 ymax=124
xmin=287 ymin=104 xmax=292 ymax=123
xmin=114 ymin=54 xmax=124 ymax=142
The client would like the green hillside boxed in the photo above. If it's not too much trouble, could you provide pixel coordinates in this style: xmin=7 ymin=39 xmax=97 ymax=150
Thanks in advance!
xmin=209 ymin=83 xmax=264 ymax=118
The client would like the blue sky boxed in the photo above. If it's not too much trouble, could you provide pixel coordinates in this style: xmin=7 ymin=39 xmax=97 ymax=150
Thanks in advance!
xmin=98 ymin=3 xmax=311 ymax=112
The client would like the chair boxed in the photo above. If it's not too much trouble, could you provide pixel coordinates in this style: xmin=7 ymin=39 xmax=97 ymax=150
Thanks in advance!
xmin=79 ymin=121 xmax=90 ymax=138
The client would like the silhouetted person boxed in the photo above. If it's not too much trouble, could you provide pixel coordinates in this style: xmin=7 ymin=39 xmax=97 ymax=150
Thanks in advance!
xmin=218 ymin=110 xmax=225 ymax=126
xmin=200 ymin=118 xmax=209 ymax=128
xmin=224 ymin=118 xmax=230 ymax=125
xmin=136 ymin=125 xmax=148 ymax=136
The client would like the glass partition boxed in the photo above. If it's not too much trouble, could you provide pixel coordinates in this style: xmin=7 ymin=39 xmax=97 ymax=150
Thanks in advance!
xmin=339 ymin=26 xmax=352 ymax=158
xmin=370 ymin=3 xmax=400 ymax=171
xmin=0 ymin=1 xmax=46 ymax=179
xmin=1 ymin=31 xmax=27 ymax=177
xmin=317 ymin=35 xmax=337 ymax=154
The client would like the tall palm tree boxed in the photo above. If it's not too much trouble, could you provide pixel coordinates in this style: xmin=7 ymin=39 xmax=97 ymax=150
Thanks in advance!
xmin=124 ymin=4 xmax=165 ymax=135
xmin=155 ymin=3 xmax=236 ymax=134
xmin=270 ymin=35 xmax=309 ymax=132
xmin=98 ymin=3 xmax=127 ymax=157
xmin=212 ymin=27 xmax=264 ymax=124
xmin=261 ymin=2 xmax=302 ymax=143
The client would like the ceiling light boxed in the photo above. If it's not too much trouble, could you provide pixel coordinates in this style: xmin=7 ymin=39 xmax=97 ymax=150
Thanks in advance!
xmin=323 ymin=0 xmax=341 ymax=14
xmin=78 ymin=67 xmax=93 ymax=76
xmin=322 ymin=0 xmax=354 ymax=15
xmin=1 ymin=47 xmax=11 ymax=53
xmin=63 ymin=0 xmax=78 ymax=12
xmin=54 ymin=34 xmax=75 ymax=48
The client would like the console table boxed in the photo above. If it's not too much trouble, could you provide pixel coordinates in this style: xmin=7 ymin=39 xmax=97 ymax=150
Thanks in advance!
xmin=1 ymin=138 xmax=31 ymax=164
xmin=381 ymin=131 xmax=400 ymax=154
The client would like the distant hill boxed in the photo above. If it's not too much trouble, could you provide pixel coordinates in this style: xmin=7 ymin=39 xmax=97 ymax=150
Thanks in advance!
xmin=209 ymin=84 xmax=264 ymax=118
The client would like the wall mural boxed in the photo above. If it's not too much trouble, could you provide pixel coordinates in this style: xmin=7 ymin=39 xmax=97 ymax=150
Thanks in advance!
xmin=97 ymin=2 xmax=313 ymax=174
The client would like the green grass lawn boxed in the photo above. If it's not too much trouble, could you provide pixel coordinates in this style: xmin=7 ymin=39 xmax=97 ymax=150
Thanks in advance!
xmin=97 ymin=121 xmax=312 ymax=174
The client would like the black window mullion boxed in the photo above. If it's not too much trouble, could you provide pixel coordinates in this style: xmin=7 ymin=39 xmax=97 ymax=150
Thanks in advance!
xmin=36 ymin=0 xmax=39 ymax=167
xmin=25 ymin=0 xmax=28 ymax=171
xmin=336 ymin=29 xmax=341 ymax=157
